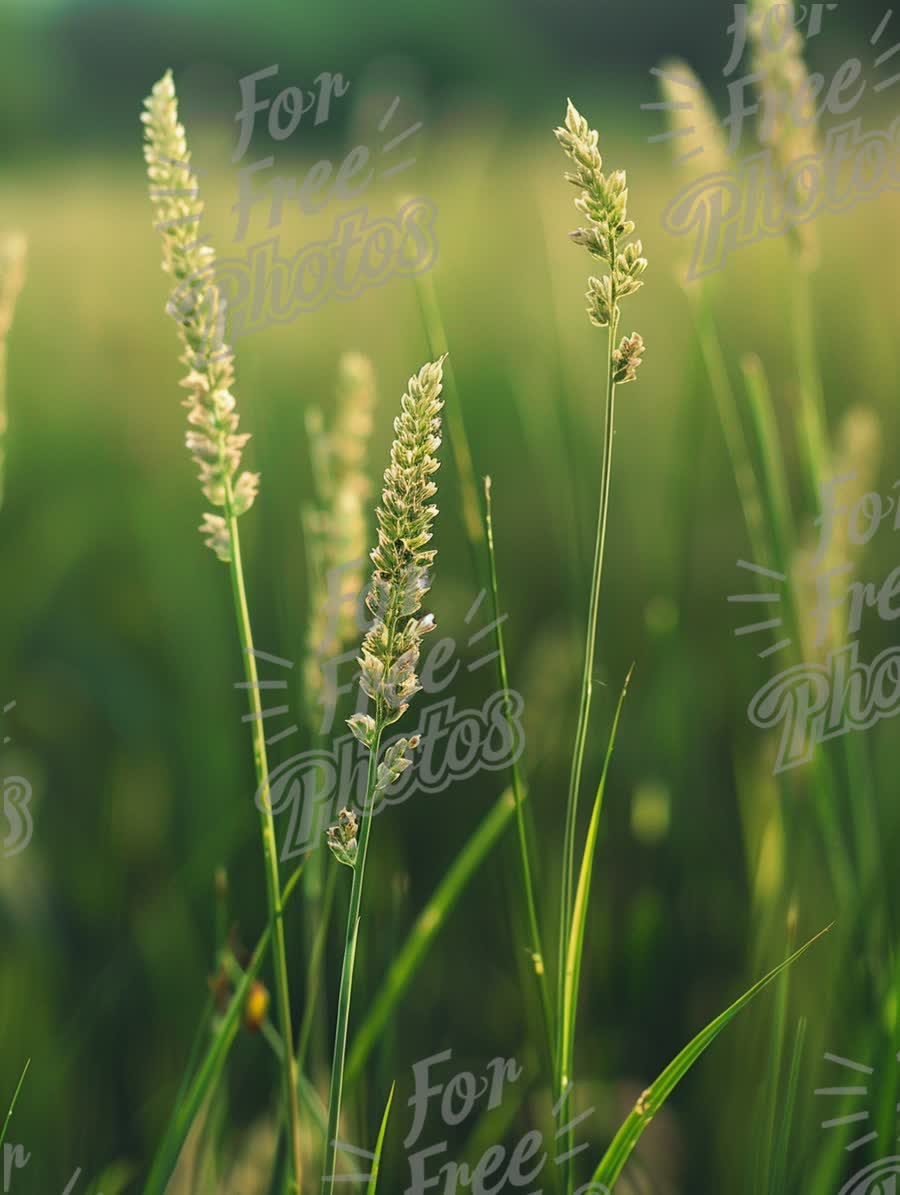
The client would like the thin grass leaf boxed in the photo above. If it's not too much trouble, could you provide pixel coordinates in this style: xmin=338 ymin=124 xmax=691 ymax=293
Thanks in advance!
xmin=686 ymin=283 xmax=770 ymax=570
xmin=770 ymin=1016 xmax=807 ymax=1195
xmin=345 ymin=786 xmax=518 ymax=1085
xmin=558 ymin=665 xmax=633 ymax=1175
xmin=790 ymin=268 xmax=830 ymax=515
xmin=365 ymin=1082 xmax=395 ymax=1195
xmin=0 ymin=1058 xmax=29 ymax=1154
xmin=740 ymin=354 xmax=794 ymax=580
xmin=142 ymin=861 xmax=306 ymax=1195
xmin=755 ymin=927 xmax=794 ymax=1194
xmin=590 ymin=923 xmax=832 ymax=1189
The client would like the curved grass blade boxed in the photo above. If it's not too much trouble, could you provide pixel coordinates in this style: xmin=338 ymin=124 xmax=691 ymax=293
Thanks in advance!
xmin=590 ymin=923 xmax=832 ymax=1190
xmin=345 ymin=787 xmax=518 ymax=1085
xmin=558 ymin=665 xmax=633 ymax=1184
xmin=366 ymin=1082 xmax=396 ymax=1195
xmin=0 ymin=1058 xmax=29 ymax=1154
xmin=142 ymin=860 xmax=307 ymax=1195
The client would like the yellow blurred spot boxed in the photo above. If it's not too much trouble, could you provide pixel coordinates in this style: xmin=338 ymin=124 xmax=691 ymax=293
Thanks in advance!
xmin=631 ymin=782 xmax=671 ymax=844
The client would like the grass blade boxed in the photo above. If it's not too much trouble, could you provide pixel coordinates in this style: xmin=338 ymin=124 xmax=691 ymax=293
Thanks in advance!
xmin=558 ymin=665 xmax=633 ymax=1183
xmin=0 ymin=1058 xmax=29 ymax=1154
xmin=345 ymin=787 xmax=518 ymax=1085
xmin=590 ymin=923 xmax=832 ymax=1189
xmin=770 ymin=1016 xmax=807 ymax=1195
xmin=365 ymin=1082 xmax=395 ymax=1195
xmin=141 ymin=860 xmax=307 ymax=1195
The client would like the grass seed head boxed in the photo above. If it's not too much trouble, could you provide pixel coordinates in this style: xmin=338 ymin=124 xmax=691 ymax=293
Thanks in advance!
xmin=555 ymin=100 xmax=647 ymax=378
xmin=141 ymin=70 xmax=258 ymax=561
xmin=353 ymin=357 xmax=445 ymax=731
xmin=305 ymin=352 xmax=378 ymax=717
xmin=750 ymin=0 xmax=821 ymax=264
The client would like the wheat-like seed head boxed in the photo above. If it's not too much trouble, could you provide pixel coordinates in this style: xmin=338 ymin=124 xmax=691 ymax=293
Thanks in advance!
xmin=304 ymin=352 xmax=377 ymax=716
xmin=658 ymin=59 xmax=730 ymax=180
xmin=0 ymin=233 xmax=26 ymax=512
xmin=347 ymin=358 xmax=444 ymax=744
xmin=141 ymin=70 xmax=258 ymax=562
xmin=750 ymin=0 xmax=820 ymax=264
xmin=555 ymin=100 xmax=647 ymax=383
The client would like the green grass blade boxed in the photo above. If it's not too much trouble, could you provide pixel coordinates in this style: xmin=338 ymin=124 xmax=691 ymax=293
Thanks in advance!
xmin=142 ymin=860 xmax=307 ymax=1195
xmin=365 ymin=1082 xmax=396 ymax=1195
xmin=755 ymin=927 xmax=794 ymax=1194
xmin=345 ymin=787 xmax=518 ymax=1085
xmin=688 ymin=282 xmax=771 ymax=570
xmin=0 ymin=1058 xmax=29 ymax=1154
xmin=558 ymin=665 xmax=632 ymax=1185
xmin=770 ymin=1016 xmax=807 ymax=1195
xmin=740 ymin=354 xmax=793 ymax=580
xmin=590 ymin=923 xmax=832 ymax=1190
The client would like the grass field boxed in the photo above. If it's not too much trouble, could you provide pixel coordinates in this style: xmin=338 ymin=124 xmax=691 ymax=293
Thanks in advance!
xmin=2 ymin=27 xmax=900 ymax=1192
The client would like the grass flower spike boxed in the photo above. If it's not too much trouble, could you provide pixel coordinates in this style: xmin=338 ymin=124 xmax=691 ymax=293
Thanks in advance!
xmin=750 ymin=0 xmax=821 ymax=264
xmin=556 ymin=98 xmax=647 ymax=365
xmin=142 ymin=70 xmax=258 ymax=562
xmin=305 ymin=352 xmax=377 ymax=720
xmin=323 ymin=357 xmax=444 ymax=1195
xmin=142 ymin=71 xmax=304 ymax=1193
xmin=554 ymin=100 xmax=648 ymax=1190
xmin=356 ymin=357 xmax=444 ymax=728
xmin=658 ymin=59 xmax=730 ymax=181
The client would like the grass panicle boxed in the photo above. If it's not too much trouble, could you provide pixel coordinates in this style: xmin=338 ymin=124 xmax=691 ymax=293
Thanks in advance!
xmin=142 ymin=69 xmax=304 ymax=1194
xmin=553 ymin=102 xmax=647 ymax=1151
xmin=142 ymin=70 xmax=258 ymax=562
xmin=323 ymin=357 xmax=445 ymax=1194
xmin=304 ymin=352 xmax=377 ymax=718
xmin=658 ymin=59 xmax=730 ymax=179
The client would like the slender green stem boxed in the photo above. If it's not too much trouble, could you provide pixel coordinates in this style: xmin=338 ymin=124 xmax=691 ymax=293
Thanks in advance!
xmin=557 ymin=306 xmax=619 ymax=1102
xmin=483 ymin=476 xmax=554 ymax=1064
xmin=224 ymin=486 xmax=303 ymax=1195
xmin=0 ymin=1058 xmax=29 ymax=1154
xmin=322 ymin=723 xmax=384 ymax=1192
xmin=558 ymin=666 xmax=632 ymax=1194
xmin=789 ymin=266 xmax=829 ymax=516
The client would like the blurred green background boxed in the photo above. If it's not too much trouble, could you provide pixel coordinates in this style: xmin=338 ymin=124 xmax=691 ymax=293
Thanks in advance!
xmin=1 ymin=0 xmax=900 ymax=1191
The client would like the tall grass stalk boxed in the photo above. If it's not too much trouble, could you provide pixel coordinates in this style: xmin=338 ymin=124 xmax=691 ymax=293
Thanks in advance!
xmin=141 ymin=71 xmax=303 ymax=1191
xmin=322 ymin=358 xmax=445 ymax=1192
xmin=558 ymin=664 xmax=632 ymax=1190
xmin=552 ymin=100 xmax=646 ymax=1113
